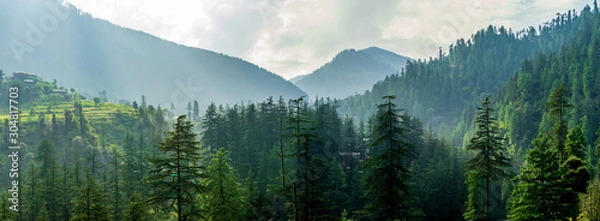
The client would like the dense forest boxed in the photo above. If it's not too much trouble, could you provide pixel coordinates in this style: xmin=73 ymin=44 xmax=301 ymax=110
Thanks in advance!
xmin=1 ymin=2 xmax=600 ymax=221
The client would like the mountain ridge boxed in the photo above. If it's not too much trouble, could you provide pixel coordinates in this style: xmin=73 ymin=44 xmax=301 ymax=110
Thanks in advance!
xmin=293 ymin=47 xmax=411 ymax=99
xmin=0 ymin=0 xmax=305 ymax=110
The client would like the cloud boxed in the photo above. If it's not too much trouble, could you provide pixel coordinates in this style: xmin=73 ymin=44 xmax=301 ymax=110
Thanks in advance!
xmin=65 ymin=0 xmax=589 ymax=79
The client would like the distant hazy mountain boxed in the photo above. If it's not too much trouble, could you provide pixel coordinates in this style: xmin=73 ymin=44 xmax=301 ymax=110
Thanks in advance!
xmin=288 ymin=74 xmax=307 ymax=84
xmin=0 ymin=0 xmax=305 ymax=109
xmin=293 ymin=47 xmax=411 ymax=99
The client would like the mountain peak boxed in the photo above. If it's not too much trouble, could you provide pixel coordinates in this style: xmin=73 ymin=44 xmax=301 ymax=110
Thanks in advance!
xmin=292 ymin=47 xmax=411 ymax=99
xmin=0 ymin=1 xmax=305 ymax=109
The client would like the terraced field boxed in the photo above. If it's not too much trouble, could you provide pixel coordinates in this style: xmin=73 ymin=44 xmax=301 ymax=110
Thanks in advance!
xmin=0 ymin=100 xmax=136 ymax=123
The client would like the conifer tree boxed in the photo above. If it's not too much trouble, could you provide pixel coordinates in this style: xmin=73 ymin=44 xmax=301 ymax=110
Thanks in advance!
xmin=123 ymin=192 xmax=149 ymax=221
xmin=202 ymin=103 xmax=219 ymax=152
xmin=70 ymin=172 xmax=109 ymax=221
xmin=201 ymin=148 xmax=244 ymax=221
xmin=0 ymin=192 xmax=17 ymax=220
xmin=508 ymin=136 xmax=570 ymax=221
xmin=362 ymin=95 xmax=415 ymax=221
xmin=38 ymin=140 xmax=58 ymax=221
xmin=108 ymin=144 xmax=123 ymax=221
xmin=545 ymin=83 xmax=572 ymax=160
xmin=147 ymin=115 xmax=205 ymax=221
xmin=193 ymin=100 xmax=200 ymax=120
xmin=581 ymin=179 xmax=600 ymax=221
xmin=464 ymin=97 xmax=510 ymax=221
xmin=565 ymin=125 xmax=587 ymax=159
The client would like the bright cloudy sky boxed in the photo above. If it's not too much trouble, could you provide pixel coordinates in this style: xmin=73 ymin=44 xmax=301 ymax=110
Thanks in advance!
xmin=64 ymin=0 xmax=590 ymax=79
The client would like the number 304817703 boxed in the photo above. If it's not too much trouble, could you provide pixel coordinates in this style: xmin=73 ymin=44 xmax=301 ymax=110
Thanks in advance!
xmin=8 ymin=87 xmax=19 ymax=145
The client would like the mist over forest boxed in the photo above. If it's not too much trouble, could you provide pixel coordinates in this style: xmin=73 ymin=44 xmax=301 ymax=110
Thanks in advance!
xmin=0 ymin=1 xmax=600 ymax=221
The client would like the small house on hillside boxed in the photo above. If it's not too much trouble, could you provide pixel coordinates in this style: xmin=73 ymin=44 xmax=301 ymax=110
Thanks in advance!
xmin=12 ymin=72 xmax=37 ymax=83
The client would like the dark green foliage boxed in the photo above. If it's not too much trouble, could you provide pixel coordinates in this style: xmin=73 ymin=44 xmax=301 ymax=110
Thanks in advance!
xmin=147 ymin=115 xmax=205 ymax=221
xmin=581 ymin=179 xmax=600 ymax=221
xmin=464 ymin=171 xmax=485 ymax=221
xmin=464 ymin=97 xmax=511 ymax=221
xmin=287 ymin=97 xmax=333 ymax=221
xmin=411 ymin=132 xmax=466 ymax=221
xmin=201 ymin=148 xmax=244 ymax=221
xmin=508 ymin=136 xmax=570 ymax=221
xmin=559 ymin=156 xmax=591 ymax=220
xmin=0 ymin=191 xmax=17 ymax=220
xmin=545 ymin=83 xmax=572 ymax=160
xmin=6 ymin=4 xmax=600 ymax=221
xmin=566 ymin=125 xmax=587 ymax=160
xmin=123 ymin=192 xmax=150 ymax=221
xmin=362 ymin=95 xmax=415 ymax=221
xmin=70 ymin=172 xmax=109 ymax=221
xmin=37 ymin=140 xmax=58 ymax=221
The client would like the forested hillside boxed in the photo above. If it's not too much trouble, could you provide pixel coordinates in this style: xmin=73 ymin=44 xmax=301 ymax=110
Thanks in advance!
xmin=1 ymin=2 xmax=600 ymax=221
xmin=0 ymin=0 xmax=305 ymax=109
xmin=339 ymin=6 xmax=587 ymax=140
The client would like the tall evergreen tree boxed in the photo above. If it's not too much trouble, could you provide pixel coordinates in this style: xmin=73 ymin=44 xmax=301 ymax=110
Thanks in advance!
xmin=58 ymin=161 xmax=73 ymax=221
xmin=109 ymin=144 xmax=123 ymax=221
xmin=70 ymin=172 xmax=109 ymax=221
xmin=464 ymin=97 xmax=511 ymax=221
xmin=508 ymin=136 xmax=570 ymax=221
xmin=581 ymin=179 xmax=600 ymax=221
xmin=545 ymin=83 xmax=572 ymax=160
xmin=123 ymin=192 xmax=150 ymax=221
xmin=201 ymin=148 xmax=244 ymax=221
xmin=0 ymin=192 xmax=17 ymax=220
xmin=187 ymin=102 xmax=192 ymax=120
xmin=147 ymin=115 xmax=205 ymax=221
xmin=565 ymin=125 xmax=587 ymax=160
xmin=193 ymin=100 xmax=200 ymax=120
xmin=362 ymin=95 xmax=415 ymax=221
xmin=37 ymin=140 xmax=58 ymax=221
xmin=202 ymin=103 xmax=219 ymax=152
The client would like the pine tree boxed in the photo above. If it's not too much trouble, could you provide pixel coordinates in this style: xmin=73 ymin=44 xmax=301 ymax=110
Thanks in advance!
xmin=545 ymin=83 xmax=572 ymax=160
xmin=565 ymin=125 xmax=587 ymax=160
xmin=201 ymin=148 xmax=244 ymax=221
xmin=123 ymin=192 xmax=149 ymax=221
xmin=581 ymin=179 xmax=600 ymax=221
xmin=202 ymin=103 xmax=219 ymax=152
xmin=0 ymin=192 xmax=17 ymax=220
xmin=108 ymin=144 xmax=123 ymax=221
xmin=464 ymin=171 xmax=485 ymax=221
xmin=58 ymin=161 xmax=73 ymax=221
xmin=25 ymin=160 xmax=41 ymax=221
xmin=362 ymin=95 xmax=415 ymax=221
xmin=70 ymin=172 xmax=109 ymax=221
xmin=147 ymin=115 xmax=205 ymax=221
xmin=276 ymin=96 xmax=289 ymax=189
xmin=464 ymin=96 xmax=510 ymax=221
xmin=508 ymin=136 xmax=570 ymax=221
xmin=187 ymin=102 xmax=192 ymax=119
xmin=122 ymin=132 xmax=137 ymax=199
xmin=193 ymin=100 xmax=200 ymax=120
xmin=286 ymin=97 xmax=332 ymax=221
xmin=561 ymin=125 xmax=591 ymax=220
xmin=37 ymin=140 xmax=58 ymax=221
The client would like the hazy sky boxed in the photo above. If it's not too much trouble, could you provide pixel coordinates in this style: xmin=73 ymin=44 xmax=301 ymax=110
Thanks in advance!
xmin=65 ymin=0 xmax=589 ymax=79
